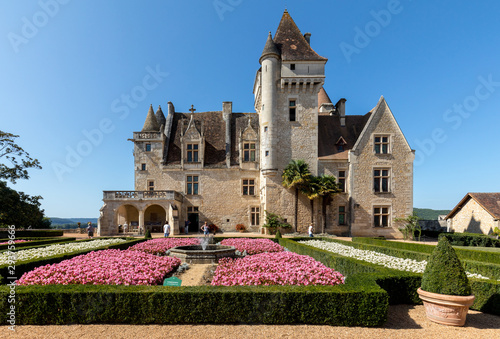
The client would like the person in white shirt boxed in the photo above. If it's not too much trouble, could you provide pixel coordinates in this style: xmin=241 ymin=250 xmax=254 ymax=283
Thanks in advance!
xmin=164 ymin=222 xmax=171 ymax=237
xmin=308 ymin=223 xmax=314 ymax=238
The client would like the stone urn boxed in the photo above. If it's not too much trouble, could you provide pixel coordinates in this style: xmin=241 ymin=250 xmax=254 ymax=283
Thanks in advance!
xmin=417 ymin=288 xmax=475 ymax=326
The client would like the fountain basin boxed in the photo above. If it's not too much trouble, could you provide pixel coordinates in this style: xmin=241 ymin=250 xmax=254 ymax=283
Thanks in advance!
xmin=169 ymin=245 xmax=236 ymax=264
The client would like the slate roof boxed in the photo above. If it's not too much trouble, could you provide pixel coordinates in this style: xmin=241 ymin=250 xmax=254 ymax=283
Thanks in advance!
xmin=155 ymin=105 xmax=166 ymax=127
xmin=164 ymin=111 xmax=258 ymax=168
xmin=260 ymin=32 xmax=281 ymax=63
xmin=273 ymin=10 xmax=327 ymax=62
xmin=446 ymin=193 xmax=500 ymax=220
xmin=318 ymin=114 xmax=371 ymax=159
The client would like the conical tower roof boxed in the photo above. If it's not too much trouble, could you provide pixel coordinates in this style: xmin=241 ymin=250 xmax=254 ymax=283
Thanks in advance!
xmin=273 ymin=9 xmax=327 ymax=61
xmin=141 ymin=104 xmax=160 ymax=132
xmin=155 ymin=105 xmax=166 ymax=127
xmin=318 ymin=87 xmax=332 ymax=106
xmin=259 ymin=31 xmax=281 ymax=64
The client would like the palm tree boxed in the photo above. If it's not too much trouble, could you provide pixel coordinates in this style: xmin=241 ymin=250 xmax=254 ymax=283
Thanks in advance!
xmin=304 ymin=176 xmax=321 ymax=224
xmin=282 ymin=160 xmax=311 ymax=232
xmin=312 ymin=175 xmax=341 ymax=234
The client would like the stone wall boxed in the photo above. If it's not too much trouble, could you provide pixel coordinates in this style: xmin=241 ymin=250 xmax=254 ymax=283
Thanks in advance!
xmin=449 ymin=198 xmax=497 ymax=235
xmin=349 ymin=100 xmax=414 ymax=238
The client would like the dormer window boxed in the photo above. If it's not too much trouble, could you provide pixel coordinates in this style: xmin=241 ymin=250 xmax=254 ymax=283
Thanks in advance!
xmin=187 ymin=144 xmax=199 ymax=162
xmin=243 ymin=143 xmax=256 ymax=162
xmin=335 ymin=136 xmax=347 ymax=153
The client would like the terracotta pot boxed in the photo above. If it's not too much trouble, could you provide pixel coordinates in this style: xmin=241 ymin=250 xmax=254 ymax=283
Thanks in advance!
xmin=417 ymin=288 xmax=475 ymax=326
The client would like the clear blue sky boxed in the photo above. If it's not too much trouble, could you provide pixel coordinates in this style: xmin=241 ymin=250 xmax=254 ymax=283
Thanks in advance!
xmin=1 ymin=0 xmax=500 ymax=218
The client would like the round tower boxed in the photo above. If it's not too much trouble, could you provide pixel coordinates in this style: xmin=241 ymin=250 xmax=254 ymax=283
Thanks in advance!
xmin=259 ymin=32 xmax=280 ymax=176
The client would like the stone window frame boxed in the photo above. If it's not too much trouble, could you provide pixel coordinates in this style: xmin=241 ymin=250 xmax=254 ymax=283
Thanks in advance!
xmin=337 ymin=170 xmax=346 ymax=193
xmin=373 ymin=134 xmax=392 ymax=155
xmin=186 ymin=175 xmax=199 ymax=195
xmin=141 ymin=163 xmax=146 ymax=171
xmin=373 ymin=206 xmax=391 ymax=227
xmin=338 ymin=206 xmax=346 ymax=225
xmin=147 ymin=180 xmax=155 ymax=191
xmin=145 ymin=143 xmax=152 ymax=152
xmin=289 ymin=99 xmax=297 ymax=122
xmin=373 ymin=167 xmax=391 ymax=193
xmin=242 ymin=178 xmax=256 ymax=196
xmin=186 ymin=143 xmax=200 ymax=163
xmin=250 ymin=206 xmax=260 ymax=226
xmin=242 ymin=142 xmax=257 ymax=162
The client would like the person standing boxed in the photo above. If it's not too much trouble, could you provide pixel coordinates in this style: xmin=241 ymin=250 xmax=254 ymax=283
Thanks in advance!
xmin=202 ymin=222 xmax=209 ymax=237
xmin=123 ymin=223 xmax=128 ymax=234
xmin=308 ymin=223 xmax=314 ymax=238
xmin=87 ymin=222 xmax=94 ymax=239
xmin=164 ymin=221 xmax=171 ymax=237
xmin=185 ymin=220 xmax=190 ymax=235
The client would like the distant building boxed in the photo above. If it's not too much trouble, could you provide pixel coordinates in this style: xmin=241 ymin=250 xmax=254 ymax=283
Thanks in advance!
xmin=98 ymin=10 xmax=414 ymax=238
xmin=446 ymin=193 xmax=500 ymax=235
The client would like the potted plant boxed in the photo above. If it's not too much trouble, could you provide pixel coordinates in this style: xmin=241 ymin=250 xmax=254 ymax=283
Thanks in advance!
xmin=417 ymin=237 xmax=475 ymax=326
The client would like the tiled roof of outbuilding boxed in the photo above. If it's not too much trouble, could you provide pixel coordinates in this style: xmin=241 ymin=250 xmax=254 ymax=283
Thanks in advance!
xmin=447 ymin=193 xmax=500 ymax=220
xmin=273 ymin=10 xmax=327 ymax=62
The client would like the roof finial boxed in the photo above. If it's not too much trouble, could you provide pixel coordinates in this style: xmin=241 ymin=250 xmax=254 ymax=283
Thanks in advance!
xmin=189 ymin=105 xmax=196 ymax=114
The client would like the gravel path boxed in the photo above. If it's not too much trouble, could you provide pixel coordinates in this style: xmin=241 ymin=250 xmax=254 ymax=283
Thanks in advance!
xmin=2 ymin=305 xmax=499 ymax=339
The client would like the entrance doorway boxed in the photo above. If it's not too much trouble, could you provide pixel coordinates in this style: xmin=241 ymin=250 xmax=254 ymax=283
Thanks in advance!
xmin=187 ymin=206 xmax=199 ymax=232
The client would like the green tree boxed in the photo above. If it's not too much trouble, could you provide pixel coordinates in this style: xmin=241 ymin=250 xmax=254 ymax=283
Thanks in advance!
xmin=0 ymin=181 xmax=51 ymax=229
xmin=308 ymin=175 xmax=341 ymax=234
xmin=394 ymin=212 xmax=421 ymax=241
xmin=0 ymin=131 xmax=41 ymax=184
xmin=0 ymin=130 xmax=49 ymax=229
xmin=282 ymin=160 xmax=311 ymax=232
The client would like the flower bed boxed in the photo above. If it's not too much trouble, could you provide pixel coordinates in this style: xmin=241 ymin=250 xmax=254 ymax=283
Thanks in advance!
xmin=0 ymin=238 xmax=126 ymax=265
xmin=211 ymin=251 xmax=345 ymax=286
xmin=0 ymin=240 xmax=29 ymax=245
xmin=299 ymin=239 xmax=493 ymax=280
xmin=17 ymin=249 xmax=181 ymax=285
xmin=219 ymin=238 xmax=284 ymax=255
xmin=129 ymin=238 xmax=199 ymax=255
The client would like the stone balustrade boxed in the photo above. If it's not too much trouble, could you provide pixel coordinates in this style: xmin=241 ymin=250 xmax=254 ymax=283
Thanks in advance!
xmin=102 ymin=190 xmax=183 ymax=201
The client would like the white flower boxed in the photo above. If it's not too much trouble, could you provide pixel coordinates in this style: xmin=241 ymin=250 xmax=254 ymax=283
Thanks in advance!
xmin=299 ymin=240 xmax=496 ymax=281
xmin=0 ymin=238 xmax=126 ymax=265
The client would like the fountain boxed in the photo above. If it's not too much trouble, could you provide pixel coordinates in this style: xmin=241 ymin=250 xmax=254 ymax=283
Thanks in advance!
xmin=169 ymin=236 xmax=236 ymax=264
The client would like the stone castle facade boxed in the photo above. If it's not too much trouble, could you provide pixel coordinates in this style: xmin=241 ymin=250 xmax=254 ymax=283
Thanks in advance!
xmin=98 ymin=10 xmax=415 ymax=238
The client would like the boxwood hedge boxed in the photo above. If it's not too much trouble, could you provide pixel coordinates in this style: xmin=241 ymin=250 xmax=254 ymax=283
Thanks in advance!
xmin=0 ymin=274 xmax=388 ymax=326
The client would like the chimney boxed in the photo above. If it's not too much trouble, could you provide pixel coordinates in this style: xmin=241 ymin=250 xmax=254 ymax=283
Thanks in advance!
xmin=336 ymin=98 xmax=347 ymax=127
xmin=304 ymin=32 xmax=311 ymax=45
xmin=223 ymin=102 xmax=232 ymax=168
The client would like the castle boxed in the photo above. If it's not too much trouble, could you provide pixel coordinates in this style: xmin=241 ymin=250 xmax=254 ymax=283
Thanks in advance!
xmin=98 ymin=10 xmax=415 ymax=238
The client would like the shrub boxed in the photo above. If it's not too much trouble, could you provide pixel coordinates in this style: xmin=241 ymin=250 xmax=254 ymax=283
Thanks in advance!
xmin=275 ymin=229 xmax=282 ymax=239
xmin=421 ymin=237 xmax=471 ymax=296
xmin=208 ymin=224 xmax=218 ymax=233
xmin=439 ymin=232 xmax=500 ymax=248
xmin=235 ymin=224 xmax=246 ymax=232
xmin=144 ymin=229 xmax=152 ymax=239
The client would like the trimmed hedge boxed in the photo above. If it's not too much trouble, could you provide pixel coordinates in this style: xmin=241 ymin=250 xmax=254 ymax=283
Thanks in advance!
xmin=0 ymin=274 xmax=388 ymax=326
xmin=352 ymin=237 xmax=500 ymax=265
xmin=282 ymin=237 xmax=500 ymax=315
xmin=439 ymin=232 xmax=500 ymax=248
xmin=0 ymin=229 xmax=63 ymax=238
xmin=0 ymin=238 xmax=146 ymax=285
xmin=279 ymin=238 xmax=421 ymax=305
